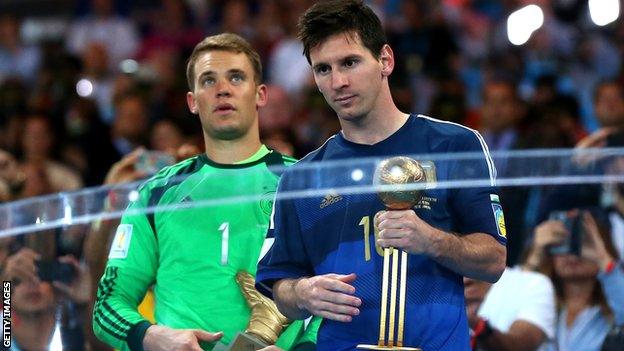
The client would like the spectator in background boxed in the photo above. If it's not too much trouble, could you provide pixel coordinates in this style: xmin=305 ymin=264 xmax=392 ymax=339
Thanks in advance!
xmin=0 ymin=15 xmax=41 ymax=84
xmin=290 ymin=89 xmax=340 ymax=157
xmin=592 ymin=80 xmax=624 ymax=129
xmin=524 ymin=94 xmax=586 ymax=149
xmin=110 ymin=92 xmax=150 ymax=157
xmin=149 ymin=118 xmax=186 ymax=154
xmin=479 ymin=78 xmax=528 ymax=266
xmin=0 ymin=148 xmax=24 ymax=202
xmin=19 ymin=115 xmax=83 ymax=195
xmin=66 ymin=0 xmax=139 ymax=71
xmin=267 ymin=0 xmax=314 ymax=98
xmin=427 ymin=73 xmax=468 ymax=124
xmin=523 ymin=211 xmax=624 ymax=351
xmin=250 ymin=0 xmax=287 ymax=67
xmin=135 ymin=0 xmax=203 ymax=62
xmin=79 ymin=42 xmax=115 ymax=124
xmin=464 ymin=267 xmax=555 ymax=351
xmin=258 ymin=85 xmax=298 ymax=156
xmin=211 ymin=0 xmax=254 ymax=39
xmin=542 ymin=81 xmax=624 ymax=214
xmin=1 ymin=240 xmax=93 ymax=350
xmin=61 ymin=97 xmax=118 ymax=186
xmin=258 ymin=84 xmax=293 ymax=136
xmin=479 ymin=78 xmax=526 ymax=157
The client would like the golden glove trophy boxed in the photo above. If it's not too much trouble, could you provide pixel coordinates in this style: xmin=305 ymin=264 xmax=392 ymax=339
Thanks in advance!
xmin=357 ymin=156 xmax=425 ymax=351
xmin=213 ymin=271 xmax=290 ymax=351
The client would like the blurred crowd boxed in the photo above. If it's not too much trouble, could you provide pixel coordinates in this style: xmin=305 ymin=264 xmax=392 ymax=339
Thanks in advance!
xmin=1 ymin=0 xmax=624 ymax=350
xmin=1 ymin=0 xmax=624 ymax=192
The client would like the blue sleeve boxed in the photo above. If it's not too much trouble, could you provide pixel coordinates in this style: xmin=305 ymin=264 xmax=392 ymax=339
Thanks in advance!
xmin=598 ymin=264 xmax=624 ymax=326
xmin=448 ymin=130 xmax=507 ymax=245
xmin=256 ymin=174 xmax=314 ymax=299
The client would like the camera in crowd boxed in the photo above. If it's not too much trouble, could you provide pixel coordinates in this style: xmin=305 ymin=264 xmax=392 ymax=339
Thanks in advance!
xmin=548 ymin=210 xmax=586 ymax=256
xmin=36 ymin=259 xmax=76 ymax=284
xmin=136 ymin=151 xmax=175 ymax=175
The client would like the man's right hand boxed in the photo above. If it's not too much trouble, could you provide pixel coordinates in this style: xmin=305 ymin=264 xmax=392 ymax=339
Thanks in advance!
xmin=293 ymin=273 xmax=361 ymax=322
xmin=524 ymin=219 xmax=568 ymax=271
xmin=533 ymin=220 xmax=568 ymax=250
xmin=3 ymin=248 xmax=40 ymax=283
xmin=142 ymin=325 xmax=223 ymax=351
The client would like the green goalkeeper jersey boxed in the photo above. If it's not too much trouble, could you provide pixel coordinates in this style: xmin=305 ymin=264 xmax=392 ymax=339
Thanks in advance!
xmin=93 ymin=146 xmax=312 ymax=350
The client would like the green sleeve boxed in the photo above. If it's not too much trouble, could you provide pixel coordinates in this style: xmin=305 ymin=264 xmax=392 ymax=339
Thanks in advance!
xmin=297 ymin=316 xmax=321 ymax=345
xmin=273 ymin=316 xmax=321 ymax=350
xmin=92 ymin=185 xmax=159 ymax=351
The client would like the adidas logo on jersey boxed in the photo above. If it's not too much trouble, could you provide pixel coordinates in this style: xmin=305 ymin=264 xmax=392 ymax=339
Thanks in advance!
xmin=320 ymin=192 xmax=343 ymax=208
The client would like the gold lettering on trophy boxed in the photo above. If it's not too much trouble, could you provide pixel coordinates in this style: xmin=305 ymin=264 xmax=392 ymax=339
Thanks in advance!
xmin=414 ymin=196 xmax=437 ymax=210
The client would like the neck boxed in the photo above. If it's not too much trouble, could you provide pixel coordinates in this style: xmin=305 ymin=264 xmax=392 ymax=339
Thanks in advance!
xmin=562 ymin=279 xmax=595 ymax=315
xmin=14 ymin=310 xmax=56 ymax=351
xmin=340 ymin=85 xmax=408 ymax=145
xmin=204 ymin=131 xmax=262 ymax=164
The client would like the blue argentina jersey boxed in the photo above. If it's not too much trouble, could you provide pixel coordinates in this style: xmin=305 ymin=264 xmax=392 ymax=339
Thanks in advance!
xmin=257 ymin=114 xmax=506 ymax=351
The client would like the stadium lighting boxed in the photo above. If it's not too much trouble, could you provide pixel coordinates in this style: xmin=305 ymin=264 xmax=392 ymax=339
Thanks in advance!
xmin=589 ymin=0 xmax=620 ymax=26
xmin=351 ymin=169 xmax=364 ymax=181
xmin=507 ymin=5 xmax=544 ymax=46
xmin=120 ymin=59 xmax=139 ymax=74
xmin=128 ymin=190 xmax=140 ymax=202
xmin=76 ymin=79 xmax=93 ymax=97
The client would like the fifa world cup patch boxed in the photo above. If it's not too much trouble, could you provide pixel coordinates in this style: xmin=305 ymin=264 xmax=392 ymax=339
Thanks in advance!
xmin=491 ymin=203 xmax=507 ymax=238
xmin=109 ymin=224 xmax=133 ymax=259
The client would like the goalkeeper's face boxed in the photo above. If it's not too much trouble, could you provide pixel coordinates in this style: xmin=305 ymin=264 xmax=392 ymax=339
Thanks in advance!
xmin=187 ymin=50 xmax=267 ymax=141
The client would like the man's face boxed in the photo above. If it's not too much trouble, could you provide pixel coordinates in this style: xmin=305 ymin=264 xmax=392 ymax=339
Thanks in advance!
xmin=481 ymin=82 xmax=520 ymax=133
xmin=113 ymin=97 xmax=149 ymax=141
xmin=553 ymin=254 xmax=599 ymax=280
xmin=309 ymin=33 xmax=384 ymax=122
xmin=13 ymin=280 xmax=56 ymax=314
xmin=187 ymin=50 xmax=266 ymax=141
xmin=594 ymin=84 xmax=624 ymax=127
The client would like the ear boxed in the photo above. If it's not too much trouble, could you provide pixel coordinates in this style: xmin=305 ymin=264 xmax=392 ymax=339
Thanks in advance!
xmin=186 ymin=91 xmax=198 ymax=114
xmin=380 ymin=44 xmax=394 ymax=77
xmin=256 ymin=84 xmax=268 ymax=108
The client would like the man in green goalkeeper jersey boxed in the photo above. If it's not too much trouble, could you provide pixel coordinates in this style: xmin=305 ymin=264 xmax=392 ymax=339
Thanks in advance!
xmin=93 ymin=33 xmax=317 ymax=351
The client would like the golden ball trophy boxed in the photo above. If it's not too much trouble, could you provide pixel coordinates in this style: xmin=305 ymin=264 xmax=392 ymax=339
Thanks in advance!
xmin=213 ymin=271 xmax=290 ymax=351
xmin=357 ymin=156 xmax=425 ymax=351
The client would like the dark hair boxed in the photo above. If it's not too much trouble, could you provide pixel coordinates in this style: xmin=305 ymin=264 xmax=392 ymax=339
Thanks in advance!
xmin=297 ymin=0 xmax=386 ymax=64
xmin=186 ymin=33 xmax=262 ymax=91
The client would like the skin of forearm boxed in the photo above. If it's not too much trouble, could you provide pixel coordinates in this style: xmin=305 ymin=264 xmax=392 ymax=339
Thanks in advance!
xmin=273 ymin=278 xmax=312 ymax=320
xmin=479 ymin=322 xmax=544 ymax=351
xmin=479 ymin=330 xmax=541 ymax=351
xmin=523 ymin=247 xmax=544 ymax=271
xmin=430 ymin=230 xmax=505 ymax=283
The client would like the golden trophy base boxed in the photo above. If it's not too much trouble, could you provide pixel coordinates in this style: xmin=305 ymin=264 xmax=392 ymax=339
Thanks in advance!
xmin=356 ymin=344 xmax=422 ymax=350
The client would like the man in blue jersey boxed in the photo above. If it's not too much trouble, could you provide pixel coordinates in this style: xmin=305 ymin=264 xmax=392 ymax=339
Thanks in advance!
xmin=256 ymin=1 xmax=507 ymax=350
